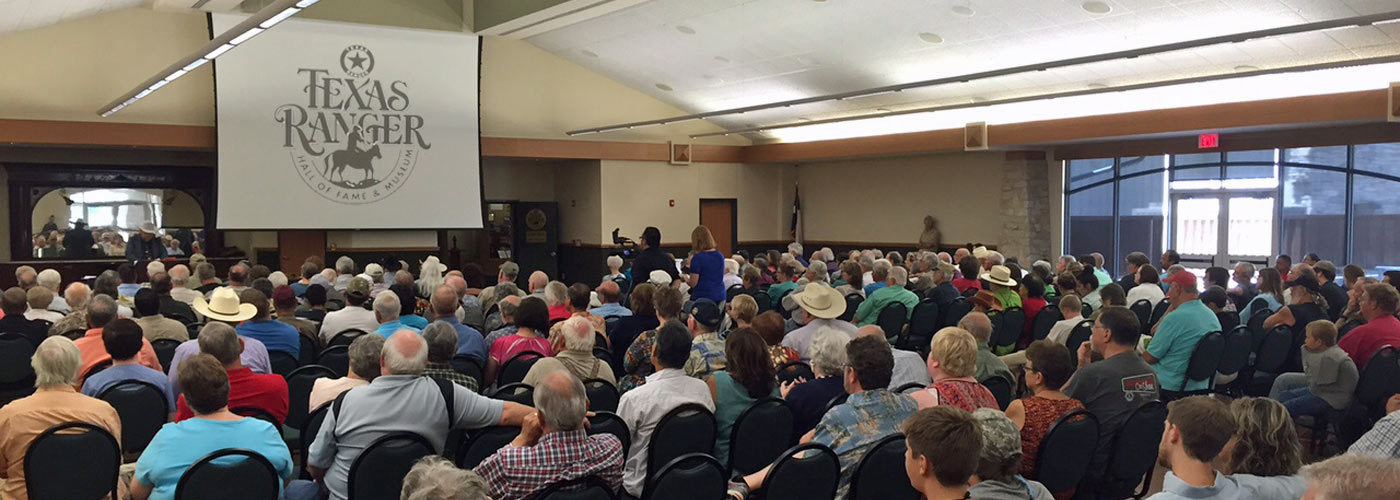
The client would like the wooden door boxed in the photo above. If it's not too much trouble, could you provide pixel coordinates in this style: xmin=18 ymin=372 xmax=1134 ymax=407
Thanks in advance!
xmin=277 ymin=231 xmax=326 ymax=276
xmin=699 ymin=199 xmax=736 ymax=256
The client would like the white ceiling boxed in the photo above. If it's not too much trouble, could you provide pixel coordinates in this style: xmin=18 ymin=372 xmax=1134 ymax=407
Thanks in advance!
xmin=526 ymin=0 xmax=1400 ymax=140
xmin=0 ymin=0 xmax=145 ymax=36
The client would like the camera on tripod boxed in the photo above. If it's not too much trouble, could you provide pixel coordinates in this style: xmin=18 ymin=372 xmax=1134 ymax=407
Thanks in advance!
xmin=611 ymin=228 xmax=637 ymax=259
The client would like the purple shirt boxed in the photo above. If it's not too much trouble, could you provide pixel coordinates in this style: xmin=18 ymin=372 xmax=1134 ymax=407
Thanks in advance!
xmin=167 ymin=335 xmax=272 ymax=395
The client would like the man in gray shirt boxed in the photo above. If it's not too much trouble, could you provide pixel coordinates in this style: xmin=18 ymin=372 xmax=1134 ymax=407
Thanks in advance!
xmin=286 ymin=330 xmax=530 ymax=500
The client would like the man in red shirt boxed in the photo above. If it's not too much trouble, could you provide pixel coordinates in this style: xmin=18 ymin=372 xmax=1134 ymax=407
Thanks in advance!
xmin=1337 ymin=282 xmax=1400 ymax=370
xmin=173 ymin=322 xmax=288 ymax=425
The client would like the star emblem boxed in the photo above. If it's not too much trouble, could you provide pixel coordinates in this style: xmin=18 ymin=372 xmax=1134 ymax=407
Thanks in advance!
xmin=347 ymin=52 xmax=368 ymax=70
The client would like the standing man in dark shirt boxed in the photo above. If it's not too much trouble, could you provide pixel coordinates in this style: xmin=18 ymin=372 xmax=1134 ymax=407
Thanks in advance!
xmin=127 ymin=222 xmax=167 ymax=263
xmin=629 ymin=226 xmax=678 ymax=290
xmin=63 ymin=220 xmax=95 ymax=259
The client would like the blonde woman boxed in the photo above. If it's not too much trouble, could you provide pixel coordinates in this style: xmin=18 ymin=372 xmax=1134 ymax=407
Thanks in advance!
xmin=686 ymin=225 xmax=725 ymax=303
xmin=910 ymin=327 xmax=999 ymax=411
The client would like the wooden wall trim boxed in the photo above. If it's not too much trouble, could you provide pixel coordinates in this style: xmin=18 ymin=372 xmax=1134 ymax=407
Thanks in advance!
xmin=1052 ymin=122 xmax=1400 ymax=160
xmin=0 ymin=119 xmax=216 ymax=150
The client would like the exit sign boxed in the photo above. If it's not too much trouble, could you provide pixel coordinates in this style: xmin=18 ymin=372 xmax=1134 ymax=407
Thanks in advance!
xmin=1198 ymin=133 xmax=1219 ymax=149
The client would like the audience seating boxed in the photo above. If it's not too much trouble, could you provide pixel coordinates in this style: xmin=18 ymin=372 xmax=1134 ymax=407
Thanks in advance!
xmin=848 ymin=434 xmax=919 ymax=500
xmin=450 ymin=353 xmax=485 ymax=384
xmin=899 ymin=299 xmax=938 ymax=351
xmin=941 ymin=297 xmax=972 ymax=329
xmin=490 ymin=383 xmax=535 ymax=406
xmin=84 ymin=359 xmax=113 ymax=380
xmin=1246 ymin=309 xmax=1273 ymax=351
xmin=1216 ymin=311 xmax=1240 ymax=335
xmin=175 ymin=448 xmax=281 ymax=500
xmin=757 ymin=443 xmax=840 ymax=500
xmin=840 ymin=293 xmax=862 ymax=322
xmin=327 ymin=329 xmax=369 ymax=348
xmin=297 ymin=335 xmax=320 ymax=366
xmin=269 ymin=351 xmax=299 ymax=378
xmin=1065 ymin=320 xmax=1093 ymax=355
xmin=536 ymin=475 xmax=618 ymax=500
xmin=753 ymin=293 xmax=773 ymax=314
xmin=989 ymin=307 xmax=1024 ymax=353
xmin=185 ymin=323 xmax=201 ymax=340
xmin=641 ymin=453 xmax=726 ymax=500
xmin=498 ymin=351 xmax=546 ymax=387
xmin=728 ymin=398 xmax=796 ymax=475
xmin=98 ymin=380 xmax=169 ymax=453
xmin=893 ymin=382 xmax=925 ymax=395
xmin=1029 ymin=409 xmax=1099 ymax=494
xmin=584 ymin=378 xmax=620 ymax=412
xmin=775 ymin=361 xmax=814 ymax=385
xmin=315 ymin=345 xmax=350 ymax=377
xmin=1095 ymin=401 xmax=1166 ymax=500
xmin=285 ymin=365 xmax=337 ymax=430
xmin=300 ymin=404 xmax=330 ymax=480
xmin=455 ymin=426 xmax=521 ymax=469
xmin=1174 ymin=330 xmax=1225 ymax=396
xmin=980 ymin=377 xmax=1013 ymax=410
xmin=1338 ymin=347 xmax=1400 ymax=447
xmin=647 ymin=403 xmax=716 ymax=480
xmin=778 ymin=289 xmax=797 ymax=319
xmin=586 ymin=412 xmax=631 ymax=459
xmin=232 ymin=406 xmax=279 ymax=427
xmin=24 ymin=422 xmax=120 ymax=500
xmin=726 ymin=284 xmax=745 ymax=302
xmin=875 ymin=302 xmax=908 ymax=340
xmin=1130 ymin=299 xmax=1153 ymax=332
xmin=152 ymin=338 xmax=182 ymax=374
xmin=347 ymin=432 xmax=436 ymax=500
xmin=0 ymin=332 xmax=37 ymax=405
xmin=1030 ymin=306 xmax=1061 ymax=342
xmin=824 ymin=393 xmax=849 ymax=413
xmin=1246 ymin=325 xmax=1293 ymax=396
xmin=1212 ymin=326 xmax=1254 ymax=397
xmin=1147 ymin=299 xmax=1169 ymax=329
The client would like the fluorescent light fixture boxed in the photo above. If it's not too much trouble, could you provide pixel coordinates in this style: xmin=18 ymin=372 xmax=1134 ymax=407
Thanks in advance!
xmin=97 ymin=0 xmax=313 ymax=118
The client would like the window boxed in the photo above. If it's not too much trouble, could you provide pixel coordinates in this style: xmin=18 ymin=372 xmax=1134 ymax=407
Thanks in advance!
xmin=1354 ymin=143 xmax=1400 ymax=178
xmin=1352 ymin=175 xmax=1400 ymax=276
xmin=1280 ymin=167 xmax=1345 ymax=263
xmin=1283 ymin=146 xmax=1346 ymax=168
xmin=1067 ymin=158 xmax=1113 ymax=190
xmin=1116 ymin=171 xmax=1165 ymax=276
xmin=1066 ymin=183 xmax=1113 ymax=260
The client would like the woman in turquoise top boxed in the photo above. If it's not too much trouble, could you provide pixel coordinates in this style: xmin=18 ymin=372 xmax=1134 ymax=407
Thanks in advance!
xmin=1241 ymin=268 xmax=1286 ymax=321
xmin=130 ymin=354 xmax=293 ymax=500
xmin=708 ymin=328 xmax=779 ymax=467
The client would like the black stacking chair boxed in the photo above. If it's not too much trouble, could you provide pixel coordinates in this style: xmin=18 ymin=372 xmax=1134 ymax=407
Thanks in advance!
xmin=450 ymin=354 xmax=485 ymax=388
xmin=84 ymin=359 xmax=113 ymax=380
xmin=647 ymin=403 xmax=716 ymax=479
xmin=640 ymin=453 xmax=726 ymax=500
xmin=848 ymin=434 xmax=920 ymax=500
xmin=347 ymin=432 xmax=436 ymax=500
xmin=1148 ymin=299 xmax=1170 ymax=329
xmin=328 ymin=328 xmax=369 ymax=347
xmin=1096 ymin=401 xmax=1167 ymax=500
xmin=942 ymin=297 xmax=973 ymax=329
xmin=840 ymin=293 xmax=863 ymax=322
xmin=981 ymin=377 xmax=1013 ymax=410
xmin=1027 ymin=410 xmax=1099 ymax=493
xmin=824 ymin=393 xmax=849 ymax=413
xmin=1213 ymin=326 xmax=1254 ymax=396
xmin=1175 ymin=330 xmax=1225 ymax=395
xmin=1216 ymin=311 xmax=1240 ymax=335
xmin=24 ymin=422 xmax=120 ymax=500
xmin=285 ymin=365 xmax=337 ymax=430
xmin=757 ymin=443 xmax=840 ymax=500
xmin=1065 ymin=320 xmax=1094 ymax=352
xmin=316 ymin=345 xmax=350 ymax=377
xmin=232 ymin=406 xmax=281 ymax=427
xmin=900 ymin=299 xmax=939 ymax=351
xmin=455 ymin=426 xmax=521 ymax=468
xmin=152 ymin=338 xmax=182 ymax=374
xmin=1031 ymin=306 xmax=1061 ymax=341
xmin=98 ymin=380 xmax=169 ymax=453
xmin=1247 ymin=325 xmax=1294 ymax=396
xmin=585 ymin=379 xmax=620 ymax=412
xmin=876 ymin=302 xmax=908 ymax=340
xmin=537 ymin=476 xmax=617 ymax=500
xmin=270 ymin=351 xmax=300 ymax=378
xmin=728 ymin=398 xmax=795 ymax=475
xmin=893 ymin=382 xmax=926 ymax=395
xmin=1130 ymin=299 xmax=1153 ymax=331
xmin=775 ymin=361 xmax=814 ymax=384
xmin=175 ymin=449 xmax=281 ymax=500
xmin=587 ymin=412 xmax=631 ymax=458
xmin=0 ymin=333 xmax=38 ymax=406
xmin=490 ymin=383 xmax=535 ymax=406
xmin=990 ymin=306 xmax=1025 ymax=353
xmin=299 ymin=404 xmax=330 ymax=479
xmin=298 ymin=334 xmax=320 ymax=366
xmin=498 ymin=351 xmax=545 ymax=387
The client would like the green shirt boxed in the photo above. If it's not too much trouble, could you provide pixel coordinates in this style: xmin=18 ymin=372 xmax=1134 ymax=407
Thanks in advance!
xmin=767 ymin=281 xmax=799 ymax=306
xmin=1146 ymin=300 xmax=1221 ymax=392
xmin=854 ymin=285 xmax=920 ymax=327
xmin=992 ymin=288 xmax=1022 ymax=309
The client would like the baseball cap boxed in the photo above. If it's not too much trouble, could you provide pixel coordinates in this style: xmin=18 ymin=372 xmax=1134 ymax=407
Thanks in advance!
xmin=971 ymin=408 xmax=1023 ymax=462
xmin=272 ymin=285 xmax=298 ymax=309
xmin=688 ymin=298 xmax=723 ymax=329
xmin=347 ymin=276 xmax=371 ymax=298
xmin=304 ymin=284 xmax=327 ymax=305
xmin=1162 ymin=269 xmax=1197 ymax=289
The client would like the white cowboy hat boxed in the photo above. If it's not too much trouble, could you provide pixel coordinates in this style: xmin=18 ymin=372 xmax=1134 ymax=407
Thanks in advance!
xmin=138 ymin=222 xmax=157 ymax=234
xmin=972 ymin=246 xmax=990 ymax=260
xmin=980 ymin=265 xmax=1018 ymax=287
xmin=193 ymin=287 xmax=256 ymax=322
xmin=790 ymin=283 xmax=846 ymax=319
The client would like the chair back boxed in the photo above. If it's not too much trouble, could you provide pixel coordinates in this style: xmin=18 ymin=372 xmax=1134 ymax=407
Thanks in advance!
xmin=1247 ymin=308 xmax=1273 ymax=350
xmin=990 ymin=306 xmax=1025 ymax=351
xmin=1100 ymin=401 xmax=1166 ymax=499
xmin=753 ymin=293 xmax=773 ymax=314
xmin=641 ymin=453 xmax=726 ymax=500
xmin=232 ymin=406 xmax=280 ymax=427
xmin=298 ymin=334 xmax=320 ymax=366
xmin=893 ymin=383 xmax=926 ymax=395
xmin=1247 ymin=297 xmax=1270 ymax=316
xmin=587 ymin=412 xmax=631 ymax=458
xmin=775 ymin=361 xmax=814 ymax=384
xmin=1215 ymin=326 xmax=1254 ymax=377
xmin=942 ymin=297 xmax=973 ymax=329
xmin=450 ymin=354 xmax=485 ymax=385
xmin=152 ymin=338 xmax=182 ymax=374
xmin=1031 ymin=306 xmax=1061 ymax=341
xmin=728 ymin=398 xmax=795 ymax=475
xmin=1065 ymin=320 xmax=1094 ymax=352
xmin=1148 ymin=299 xmax=1170 ymax=328
xmin=300 ymin=404 xmax=330 ymax=479
xmin=876 ymin=301 xmax=908 ymax=339
xmin=24 ymin=422 xmax=120 ymax=500
xmin=1253 ymin=325 xmax=1294 ymax=374
xmin=1181 ymin=330 xmax=1226 ymax=392
xmin=285 ymin=365 xmax=337 ymax=429
xmin=1356 ymin=346 xmax=1400 ymax=419
xmin=0 ymin=332 xmax=36 ymax=384
xmin=585 ymin=379 xmax=620 ymax=412
xmin=1130 ymin=299 xmax=1153 ymax=331
xmin=840 ymin=293 xmax=863 ymax=322
xmin=98 ymin=380 xmax=168 ymax=453
xmin=824 ymin=393 xmax=849 ymax=413
xmin=726 ymin=284 xmax=745 ymax=302
xmin=498 ymin=350 xmax=545 ymax=387
xmin=316 ymin=345 xmax=350 ymax=377
xmin=1216 ymin=311 xmax=1240 ymax=334
xmin=347 ymin=432 xmax=436 ymax=500
xmin=537 ymin=476 xmax=618 ymax=500
xmin=848 ymin=434 xmax=920 ymax=500
xmin=1029 ymin=409 xmax=1099 ymax=493
xmin=647 ymin=403 xmax=717 ymax=477
xmin=759 ymin=443 xmax=840 ymax=500
xmin=455 ymin=426 xmax=521 ymax=468
xmin=327 ymin=329 xmax=369 ymax=347
xmin=185 ymin=323 xmax=201 ymax=340
xmin=270 ymin=351 xmax=300 ymax=378
xmin=174 ymin=448 xmax=280 ymax=500
xmin=778 ymin=289 xmax=797 ymax=319
xmin=901 ymin=299 xmax=939 ymax=350
xmin=490 ymin=383 xmax=536 ymax=406
xmin=981 ymin=377 xmax=1013 ymax=410
xmin=84 ymin=359 xmax=113 ymax=380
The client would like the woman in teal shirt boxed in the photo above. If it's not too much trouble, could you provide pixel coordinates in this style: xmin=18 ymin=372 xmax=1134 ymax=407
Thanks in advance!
xmin=130 ymin=354 xmax=293 ymax=500
xmin=708 ymin=329 xmax=780 ymax=467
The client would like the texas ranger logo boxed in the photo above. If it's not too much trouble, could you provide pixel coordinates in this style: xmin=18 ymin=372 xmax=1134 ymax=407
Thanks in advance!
xmin=274 ymin=45 xmax=432 ymax=204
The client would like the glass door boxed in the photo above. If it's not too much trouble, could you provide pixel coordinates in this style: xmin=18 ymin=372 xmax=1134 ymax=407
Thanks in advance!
xmin=1172 ymin=193 xmax=1275 ymax=287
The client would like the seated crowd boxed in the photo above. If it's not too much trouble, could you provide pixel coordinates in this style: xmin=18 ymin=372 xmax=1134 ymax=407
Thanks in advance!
xmin=0 ymin=227 xmax=1399 ymax=500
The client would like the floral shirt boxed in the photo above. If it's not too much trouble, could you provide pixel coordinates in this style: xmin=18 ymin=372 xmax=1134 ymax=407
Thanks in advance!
xmin=683 ymin=332 xmax=727 ymax=379
xmin=620 ymin=329 xmax=659 ymax=393
xmin=812 ymin=389 xmax=918 ymax=498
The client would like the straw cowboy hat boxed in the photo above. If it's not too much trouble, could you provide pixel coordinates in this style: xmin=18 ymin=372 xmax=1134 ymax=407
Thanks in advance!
xmin=980 ymin=265 xmax=1018 ymax=287
xmin=193 ymin=287 xmax=256 ymax=322
xmin=790 ymin=283 xmax=846 ymax=319
xmin=972 ymin=246 xmax=990 ymax=260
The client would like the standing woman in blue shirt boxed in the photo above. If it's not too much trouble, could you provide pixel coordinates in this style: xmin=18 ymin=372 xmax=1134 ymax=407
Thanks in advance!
xmin=687 ymin=225 xmax=726 ymax=303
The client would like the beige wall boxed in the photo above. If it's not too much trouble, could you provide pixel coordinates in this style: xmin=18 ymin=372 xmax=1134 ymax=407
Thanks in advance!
xmin=482 ymin=158 xmax=557 ymax=201
xmin=599 ymin=161 xmax=790 ymax=246
xmin=553 ymin=161 xmax=602 ymax=244
xmin=794 ymin=152 xmax=1008 ymax=246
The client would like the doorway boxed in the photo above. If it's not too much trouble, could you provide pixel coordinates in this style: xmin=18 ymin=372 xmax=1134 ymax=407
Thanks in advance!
xmin=699 ymin=199 xmax=737 ymax=256
xmin=277 ymin=231 xmax=326 ymax=276
xmin=1171 ymin=192 xmax=1274 ymax=284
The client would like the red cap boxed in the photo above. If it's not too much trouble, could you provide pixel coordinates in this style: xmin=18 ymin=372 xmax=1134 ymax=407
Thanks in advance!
xmin=272 ymin=285 xmax=298 ymax=308
xmin=1162 ymin=269 xmax=1198 ymax=289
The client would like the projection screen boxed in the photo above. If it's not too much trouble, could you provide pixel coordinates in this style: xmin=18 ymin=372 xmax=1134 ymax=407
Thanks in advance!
xmin=212 ymin=14 xmax=482 ymax=229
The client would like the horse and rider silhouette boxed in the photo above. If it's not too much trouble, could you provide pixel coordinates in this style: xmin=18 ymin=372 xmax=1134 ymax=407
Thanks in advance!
xmin=322 ymin=126 xmax=382 ymax=188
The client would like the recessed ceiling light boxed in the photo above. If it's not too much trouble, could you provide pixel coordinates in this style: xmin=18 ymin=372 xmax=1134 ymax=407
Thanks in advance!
xmin=1081 ymin=1 xmax=1111 ymax=15
xmin=951 ymin=5 xmax=974 ymax=16
xmin=676 ymin=25 xmax=696 ymax=35
xmin=655 ymin=83 xmax=674 ymax=91
xmin=971 ymin=96 xmax=987 ymax=103
xmin=796 ymin=56 xmax=820 ymax=66
xmin=1087 ymin=82 xmax=1108 ymax=89
xmin=580 ymin=49 xmax=599 ymax=58
xmin=715 ymin=56 xmax=730 ymax=63
xmin=798 ymin=117 xmax=812 ymax=122
xmin=1235 ymin=65 xmax=1260 ymax=72
xmin=918 ymin=32 xmax=944 ymax=44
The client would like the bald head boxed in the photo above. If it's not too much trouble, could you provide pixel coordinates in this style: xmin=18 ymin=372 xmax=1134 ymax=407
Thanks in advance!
xmin=958 ymin=311 xmax=993 ymax=344
xmin=383 ymin=330 xmax=428 ymax=375
xmin=430 ymin=285 xmax=459 ymax=318
xmin=857 ymin=325 xmax=887 ymax=340
xmin=444 ymin=275 xmax=467 ymax=297
xmin=168 ymin=264 xmax=191 ymax=286
xmin=64 ymin=282 xmax=91 ymax=309
xmin=528 ymin=271 xmax=548 ymax=293
xmin=535 ymin=370 xmax=587 ymax=432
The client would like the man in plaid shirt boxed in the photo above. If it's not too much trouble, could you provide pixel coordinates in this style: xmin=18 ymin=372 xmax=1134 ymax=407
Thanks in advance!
xmin=475 ymin=370 xmax=624 ymax=499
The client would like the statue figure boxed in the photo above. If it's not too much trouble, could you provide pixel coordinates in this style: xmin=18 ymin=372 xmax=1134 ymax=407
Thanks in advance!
xmin=919 ymin=216 xmax=941 ymax=251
